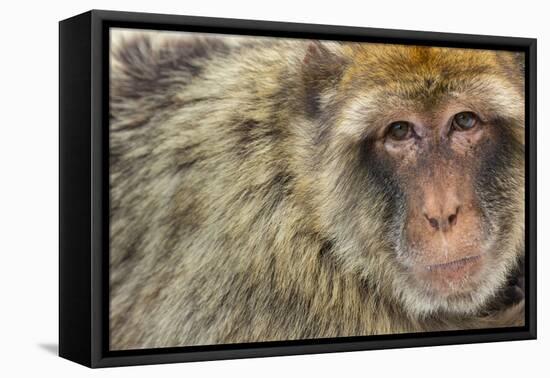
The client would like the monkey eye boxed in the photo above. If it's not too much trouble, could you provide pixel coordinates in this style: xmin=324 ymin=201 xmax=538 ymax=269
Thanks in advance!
xmin=452 ymin=111 xmax=478 ymax=131
xmin=386 ymin=121 xmax=413 ymax=141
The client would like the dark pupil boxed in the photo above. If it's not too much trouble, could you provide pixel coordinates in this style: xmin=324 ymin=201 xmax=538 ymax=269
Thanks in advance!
xmin=455 ymin=112 xmax=476 ymax=129
xmin=389 ymin=122 xmax=409 ymax=139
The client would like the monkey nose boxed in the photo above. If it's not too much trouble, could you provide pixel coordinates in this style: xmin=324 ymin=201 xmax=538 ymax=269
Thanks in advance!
xmin=424 ymin=207 xmax=460 ymax=232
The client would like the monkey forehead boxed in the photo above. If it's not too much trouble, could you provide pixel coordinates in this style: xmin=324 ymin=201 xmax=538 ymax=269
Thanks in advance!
xmin=331 ymin=48 xmax=524 ymax=140
xmin=341 ymin=74 xmax=522 ymax=119
xmin=339 ymin=45 xmax=522 ymax=105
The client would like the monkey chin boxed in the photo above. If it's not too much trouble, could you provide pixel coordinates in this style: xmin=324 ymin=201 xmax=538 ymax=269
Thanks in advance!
xmin=395 ymin=242 xmax=508 ymax=318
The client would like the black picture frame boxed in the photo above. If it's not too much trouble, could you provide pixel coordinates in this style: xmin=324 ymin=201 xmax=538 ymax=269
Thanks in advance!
xmin=59 ymin=9 xmax=537 ymax=368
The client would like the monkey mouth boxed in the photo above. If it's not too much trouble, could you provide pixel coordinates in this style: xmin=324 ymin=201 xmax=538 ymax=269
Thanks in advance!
xmin=424 ymin=255 xmax=482 ymax=272
xmin=411 ymin=254 xmax=485 ymax=296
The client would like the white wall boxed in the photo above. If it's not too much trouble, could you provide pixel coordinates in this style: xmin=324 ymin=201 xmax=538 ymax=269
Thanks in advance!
xmin=0 ymin=0 xmax=546 ymax=376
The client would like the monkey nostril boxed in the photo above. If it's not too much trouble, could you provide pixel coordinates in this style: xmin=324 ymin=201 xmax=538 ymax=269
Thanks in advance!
xmin=448 ymin=214 xmax=457 ymax=226
xmin=424 ymin=214 xmax=439 ymax=230
xmin=448 ymin=207 xmax=459 ymax=227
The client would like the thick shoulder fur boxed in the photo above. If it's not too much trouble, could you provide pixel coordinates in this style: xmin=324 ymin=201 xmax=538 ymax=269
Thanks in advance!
xmin=111 ymin=34 xmax=231 ymax=99
xmin=109 ymin=35 xmax=408 ymax=349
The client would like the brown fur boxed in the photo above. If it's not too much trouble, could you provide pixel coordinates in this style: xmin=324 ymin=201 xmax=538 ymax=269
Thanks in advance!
xmin=109 ymin=31 xmax=525 ymax=350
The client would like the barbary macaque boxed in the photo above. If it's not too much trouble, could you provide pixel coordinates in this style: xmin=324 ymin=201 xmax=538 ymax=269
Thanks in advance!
xmin=109 ymin=31 xmax=525 ymax=350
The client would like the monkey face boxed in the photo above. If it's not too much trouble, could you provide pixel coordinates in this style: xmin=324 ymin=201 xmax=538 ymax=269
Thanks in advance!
xmin=378 ymin=106 xmax=500 ymax=299
xmin=306 ymin=45 xmax=525 ymax=316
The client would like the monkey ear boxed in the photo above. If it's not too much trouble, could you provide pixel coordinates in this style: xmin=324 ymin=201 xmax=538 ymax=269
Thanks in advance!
xmin=301 ymin=42 xmax=349 ymax=116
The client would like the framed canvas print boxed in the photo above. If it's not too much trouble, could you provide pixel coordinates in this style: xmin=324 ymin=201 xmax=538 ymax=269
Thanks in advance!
xmin=59 ymin=10 xmax=537 ymax=368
